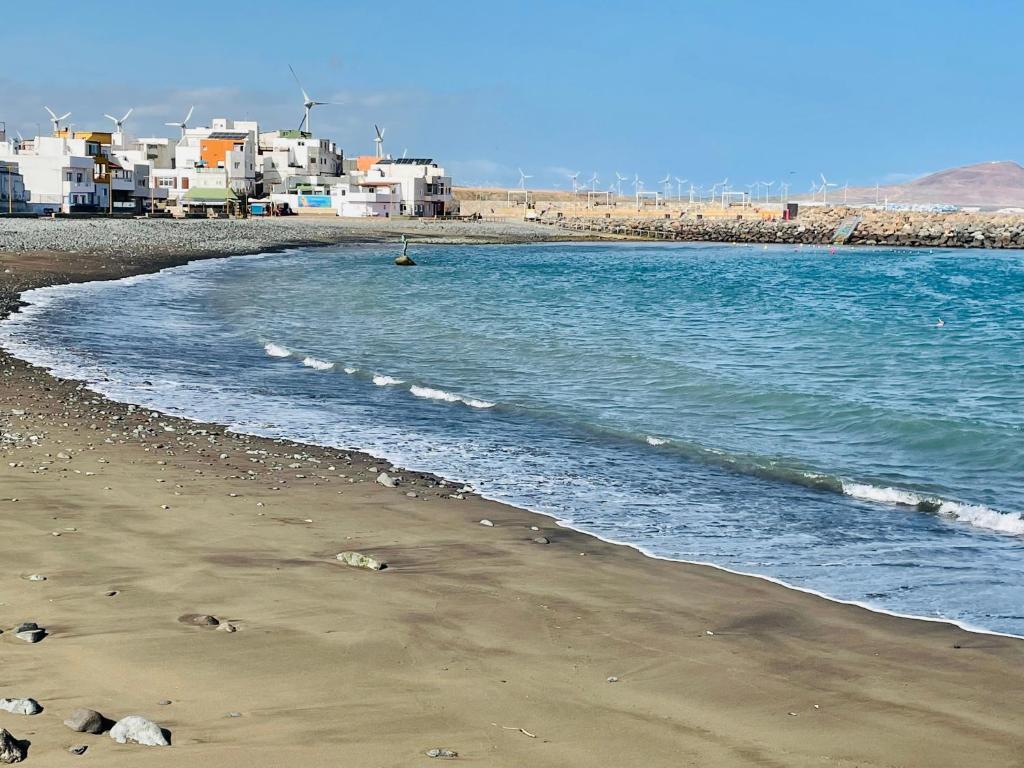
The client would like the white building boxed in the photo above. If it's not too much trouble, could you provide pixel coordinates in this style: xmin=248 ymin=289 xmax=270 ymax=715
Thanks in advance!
xmin=0 ymin=159 xmax=28 ymax=212
xmin=257 ymin=129 xmax=343 ymax=195
xmin=332 ymin=178 xmax=401 ymax=217
xmin=368 ymin=158 xmax=454 ymax=216
xmin=152 ymin=118 xmax=258 ymax=206
xmin=0 ymin=135 xmax=97 ymax=213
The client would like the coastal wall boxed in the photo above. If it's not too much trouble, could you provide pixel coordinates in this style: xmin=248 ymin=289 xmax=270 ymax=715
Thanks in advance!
xmin=555 ymin=207 xmax=1024 ymax=248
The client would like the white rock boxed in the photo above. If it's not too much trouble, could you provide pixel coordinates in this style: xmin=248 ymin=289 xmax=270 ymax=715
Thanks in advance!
xmin=0 ymin=698 xmax=41 ymax=716
xmin=479 ymin=519 xmax=494 ymax=527
xmin=109 ymin=715 xmax=169 ymax=747
xmin=376 ymin=472 xmax=398 ymax=488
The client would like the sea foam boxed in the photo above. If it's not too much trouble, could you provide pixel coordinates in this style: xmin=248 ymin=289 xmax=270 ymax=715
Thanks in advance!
xmin=372 ymin=374 xmax=404 ymax=386
xmin=264 ymin=343 xmax=291 ymax=358
xmin=842 ymin=482 xmax=1024 ymax=536
xmin=409 ymin=385 xmax=495 ymax=409
xmin=302 ymin=356 xmax=334 ymax=371
xmin=646 ymin=436 xmax=669 ymax=446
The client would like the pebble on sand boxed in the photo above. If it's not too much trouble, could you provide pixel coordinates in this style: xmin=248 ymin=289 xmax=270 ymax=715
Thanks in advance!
xmin=532 ymin=536 xmax=551 ymax=545
xmin=63 ymin=708 xmax=108 ymax=734
xmin=376 ymin=472 xmax=399 ymax=488
xmin=336 ymin=551 xmax=387 ymax=571
xmin=109 ymin=715 xmax=170 ymax=747
xmin=425 ymin=747 xmax=458 ymax=758
xmin=479 ymin=519 xmax=494 ymax=527
xmin=12 ymin=623 xmax=46 ymax=643
xmin=177 ymin=614 xmax=220 ymax=627
xmin=0 ymin=699 xmax=41 ymax=716
xmin=0 ymin=728 xmax=27 ymax=763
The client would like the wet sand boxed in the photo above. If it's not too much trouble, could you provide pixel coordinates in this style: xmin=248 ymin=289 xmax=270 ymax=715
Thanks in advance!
xmin=1 ymin=220 xmax=1023 ymax=766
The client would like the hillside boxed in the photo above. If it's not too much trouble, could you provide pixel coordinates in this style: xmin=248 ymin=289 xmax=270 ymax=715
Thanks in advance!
xmin=846 ymin=161 xmax=1024 ymax=208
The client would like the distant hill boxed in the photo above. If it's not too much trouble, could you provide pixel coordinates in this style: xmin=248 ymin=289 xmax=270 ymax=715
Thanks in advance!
xmin=845 ymin=161 xmax=1024 ymax=208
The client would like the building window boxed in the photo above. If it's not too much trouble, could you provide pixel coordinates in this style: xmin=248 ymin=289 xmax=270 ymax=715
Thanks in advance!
xmin=76 ymin=173 xmax=83 ymax=183
xmin=182 ymin=177 xmax=189 ymax=190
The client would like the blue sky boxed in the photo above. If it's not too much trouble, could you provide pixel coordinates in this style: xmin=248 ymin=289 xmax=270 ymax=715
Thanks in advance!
xmin=1 ymin=1 xmax=1019 ymax=190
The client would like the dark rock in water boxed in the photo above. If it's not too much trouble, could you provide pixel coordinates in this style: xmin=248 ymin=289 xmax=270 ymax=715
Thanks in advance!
xmin=0 ymin=729 xmax=27 ymax=763
xmin=64 ymin=708 xmax=109 ymax=734
xmin=178 ymin=613 xmax=220 ymax=627
xmin=395 ymin=254 xmax=416 ymax=266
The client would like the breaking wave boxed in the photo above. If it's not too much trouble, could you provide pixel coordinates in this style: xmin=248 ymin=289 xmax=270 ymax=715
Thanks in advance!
xmin=264 ymin=343 xmax=291 ymax=358
xmin=646 ymin=436 xmax=669 ymax=446
xmin=841 ymin=482 xmax=1024 ymax=536
xmin=301 ymin=356 xmax=334 ymax=371
xmin=409 ymin=385 xmax=495 ymax=409
xmin=372 ymin=374 xmax=404 ymax=387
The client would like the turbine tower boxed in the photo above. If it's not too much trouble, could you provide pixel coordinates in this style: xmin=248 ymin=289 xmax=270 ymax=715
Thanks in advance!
xmin=568 ymin=171 xmax=580 ymax=195
xmin=103 ymin=108 xmax=133 ymax=134
xmin=819 ymin=173 xmax=837 ymax=205
xmin=674 ymin=177 xmax=688 ymax=201
xmin=165 ymin=106 xmax=194 ymax=140
xmin=517 ymin=167 xmax=532 ymax=190
xmin=615 ymin=172 xmax=628 ymax=198
xmin=659 ymin=173 xmax=672 ymax=200
xmin=588 ymin=171 xmax=599 ymax=192
xmin=374 ymin=124 xmax=386 ymax=158
xmin=289 ymin=64 xmax=333 ymax=134
xmin=761 ymin=180 xmax=774 ymax=201
xmin=44 ymin=106 xmax=71 ymax=136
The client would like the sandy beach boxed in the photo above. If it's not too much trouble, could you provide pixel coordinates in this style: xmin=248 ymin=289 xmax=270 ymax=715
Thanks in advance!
xmin=1 ymin=218 xmax=1023 ymax=767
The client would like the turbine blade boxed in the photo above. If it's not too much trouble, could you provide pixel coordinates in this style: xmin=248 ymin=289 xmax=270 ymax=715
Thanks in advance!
xmin=122 ymin=107 xmax=133 ymax=122
xmin=104 ymin=114 xmax=117 ymax=122
xmin=184 ymin=105 xmax=194 ymax=124
xmin=44 ymin=106 xmax=57 ymax=119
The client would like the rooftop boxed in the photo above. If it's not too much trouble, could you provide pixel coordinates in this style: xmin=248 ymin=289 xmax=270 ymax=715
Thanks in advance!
xmin=376 ymin=158 xmax=434 ymax=165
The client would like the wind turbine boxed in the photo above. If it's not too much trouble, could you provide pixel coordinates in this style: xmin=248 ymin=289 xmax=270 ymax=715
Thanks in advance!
xmin=588 ymin=171 xmax=600 ymax=192
xmin=809 ymin=180 xmax=819 ymax=201
xmin=289 ymin=64 xmax=333 ymax=134
xmin=761 ymin=180 xmax=774 ymax=201
xmin=165 ymin=106 xmax=194 ymax=139
xmin=674 ymin=177 xmax=688 ymax=201
xmin=659 ymin=173 xmax=671 ymax=200
xmin=44 ymin=106 xmax=71 ymax=135
xmin=104 ymin=108 xmax=133 ymax=134
xmin=517 ymin=168 xmax=532 ymax=190
xmin=568 ymin=171 xmax=580 ymax=195
xmin=842 ymin=181 xmax=849 ymax=204
xmin=615 ymin=171 xmax=628 ymax=198
xmin=374 ymin=124 xmax=386 ymax=158
xmin=819 ymin=173 xmax=837 ymax=204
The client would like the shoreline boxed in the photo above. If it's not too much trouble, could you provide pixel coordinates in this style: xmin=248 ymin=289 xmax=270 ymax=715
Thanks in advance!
xmin=2 ymin=219 xmax=1023 ymax=766
xmin=9 ymin=265 xmax=1021 ymax=641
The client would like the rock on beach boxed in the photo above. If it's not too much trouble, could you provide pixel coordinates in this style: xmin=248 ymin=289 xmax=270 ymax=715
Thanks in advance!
xmin=109 ymin=715 xmax=169 ymax=747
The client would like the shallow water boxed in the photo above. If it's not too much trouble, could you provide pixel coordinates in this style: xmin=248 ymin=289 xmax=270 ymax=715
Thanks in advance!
xmin=4 ymin=241 xmax=1024 ymax=633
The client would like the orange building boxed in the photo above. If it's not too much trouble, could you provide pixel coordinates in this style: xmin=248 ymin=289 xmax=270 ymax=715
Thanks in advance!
xmin=200 ymin=138 xmax=245 ymax=168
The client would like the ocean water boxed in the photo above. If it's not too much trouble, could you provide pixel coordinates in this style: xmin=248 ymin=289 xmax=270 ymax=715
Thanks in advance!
xmin=3 ymin=242 xmax=1024 ymax=634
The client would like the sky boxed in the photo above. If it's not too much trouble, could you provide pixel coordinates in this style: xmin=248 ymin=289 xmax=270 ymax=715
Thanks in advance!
xmin=1 ymin=1 xmax=1020 ymax=192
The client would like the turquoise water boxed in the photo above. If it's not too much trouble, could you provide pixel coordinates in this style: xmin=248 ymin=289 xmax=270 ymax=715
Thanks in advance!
xmin=4 ymin=242 xmax=1024 ymax=633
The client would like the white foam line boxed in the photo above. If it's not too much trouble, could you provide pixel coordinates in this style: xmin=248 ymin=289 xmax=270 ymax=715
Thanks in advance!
xmin=301 ymin=356 xmax=334 ymax=371
xmin=264 ymin=343 xmax=291 ymax=358
xmin=372 ymin=374 xmax=404 ymax=387
xmin=410 ymin=384 xmax=495 ymax=409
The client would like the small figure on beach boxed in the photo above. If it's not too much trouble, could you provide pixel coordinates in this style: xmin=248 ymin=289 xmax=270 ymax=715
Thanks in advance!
xmin=395 ymin=235 xmax=416 ymax=266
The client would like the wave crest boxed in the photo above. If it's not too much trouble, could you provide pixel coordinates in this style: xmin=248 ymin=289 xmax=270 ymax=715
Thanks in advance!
xmin=842 ymin=482 xmax=1024 ymax=535
xmin=302 ymin=356 xmax=334 ymax=371
xmin=372 ymin=374 xmax=404 ymax=386
xmin=264 ymin=343 xmax=291 ymax=358
xmin=410 ymin=385 xmax=495 ymax=409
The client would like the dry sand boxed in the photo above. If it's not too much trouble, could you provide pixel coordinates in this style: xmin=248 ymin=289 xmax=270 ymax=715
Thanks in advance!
xmin=1 ymin=220 xmax=1023 ymax=766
